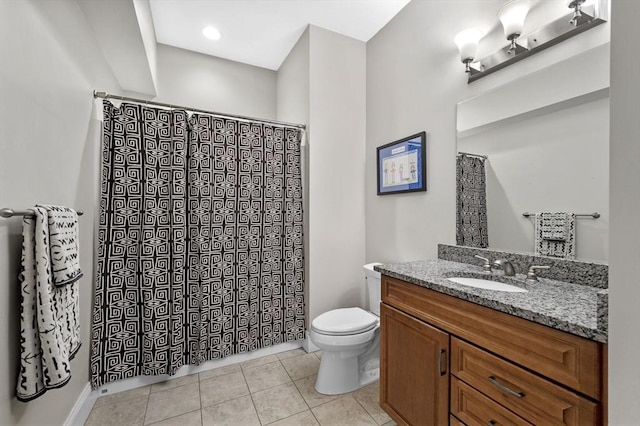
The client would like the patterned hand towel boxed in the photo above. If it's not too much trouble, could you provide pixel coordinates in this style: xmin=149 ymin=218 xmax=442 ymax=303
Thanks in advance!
xmin=16 ymin=207 xmax=81 ymax=402
xmin=538 ymin=212 xmax=570 ymax=241
xmin=535 ymin=212 xmax=576 ymax=259
xmin=36 ymin=204 xmax=83 ymax=286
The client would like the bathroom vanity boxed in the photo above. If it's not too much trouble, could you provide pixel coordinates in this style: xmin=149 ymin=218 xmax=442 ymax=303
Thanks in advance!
xmin=376 ymin=252 xmax=608 ymax=426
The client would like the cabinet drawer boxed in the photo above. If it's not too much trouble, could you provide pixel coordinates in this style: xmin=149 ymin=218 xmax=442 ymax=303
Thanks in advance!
xmin=382 ymin=276 xmax=603 ymax=399
xmin=451 ymin=338 xmax=599 ymax=425
xmin=451 ymin=376 xmax=532 ymax=426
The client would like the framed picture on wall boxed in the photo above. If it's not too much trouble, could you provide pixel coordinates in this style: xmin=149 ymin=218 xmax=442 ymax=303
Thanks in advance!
xmin=377 ymin=132 xmax=427 ymax=195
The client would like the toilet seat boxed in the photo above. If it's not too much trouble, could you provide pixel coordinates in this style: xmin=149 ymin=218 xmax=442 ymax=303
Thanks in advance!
xmin=311 ymin=307 xmax=379 ymax=336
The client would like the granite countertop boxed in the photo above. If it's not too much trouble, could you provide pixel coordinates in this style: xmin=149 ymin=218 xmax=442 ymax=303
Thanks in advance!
xmin=375 ymin=259 xmax=608 ymax=344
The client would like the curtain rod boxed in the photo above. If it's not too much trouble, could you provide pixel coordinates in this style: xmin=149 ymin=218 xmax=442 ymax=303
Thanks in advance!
xmin=457 ymin=151 xmax=488 ymax=159
xmin=93 ymin=91 xmax=306 ymax=130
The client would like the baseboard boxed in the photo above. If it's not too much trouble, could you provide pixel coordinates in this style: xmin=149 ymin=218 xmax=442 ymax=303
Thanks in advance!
xmin=302 ymin=331 xmax=320 ymax=353
xmin=69 ymin=340 xmax=303 ymax=424
xmin=64 ymin=383 xmax=93 ymax=426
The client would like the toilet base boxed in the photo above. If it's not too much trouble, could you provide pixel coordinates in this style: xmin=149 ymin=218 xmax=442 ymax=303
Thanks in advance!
xmin=314 ymin=331 xmax=380 ymax=395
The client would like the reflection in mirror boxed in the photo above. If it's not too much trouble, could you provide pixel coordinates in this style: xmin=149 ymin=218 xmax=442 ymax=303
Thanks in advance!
xmin=456 ymin=97 xmax=609 ymax=263
xmin=456 ymin=153 xmax=489 ymax=249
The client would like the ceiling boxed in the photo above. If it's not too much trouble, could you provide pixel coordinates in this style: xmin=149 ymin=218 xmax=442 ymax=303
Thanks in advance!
xmin=149 ymin=0 xmax=411 ymax=71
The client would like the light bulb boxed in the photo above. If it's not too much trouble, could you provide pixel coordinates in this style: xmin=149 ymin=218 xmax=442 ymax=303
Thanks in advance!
xmin=454 ymin=28 xmax=484 ymax=64
xmin=202 ymin=26 xmax=221 ymax=41
xmin=498 ymin=0 xmax=532 ymax=40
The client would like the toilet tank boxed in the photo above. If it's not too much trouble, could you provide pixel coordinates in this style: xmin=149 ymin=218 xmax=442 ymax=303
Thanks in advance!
xmin=363 ymin=263 xmax=383 ymax=316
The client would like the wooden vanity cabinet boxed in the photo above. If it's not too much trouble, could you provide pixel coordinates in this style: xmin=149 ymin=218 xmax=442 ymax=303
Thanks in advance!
xmin=380 ymin=303 xmax=449 ymax=425
xmin=379 ymin=275 xmax=607 ymax=426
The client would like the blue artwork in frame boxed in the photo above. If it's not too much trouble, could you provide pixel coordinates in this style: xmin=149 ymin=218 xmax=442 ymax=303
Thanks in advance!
xmin=377 ymin=132 xmax=426 ymax=195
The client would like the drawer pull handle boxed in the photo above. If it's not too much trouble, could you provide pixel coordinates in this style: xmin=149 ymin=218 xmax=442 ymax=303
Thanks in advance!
xmin=488 ymin=376 xmax=524 ymax=398
xmin=438 ymin=349 xmax=446 ymax=376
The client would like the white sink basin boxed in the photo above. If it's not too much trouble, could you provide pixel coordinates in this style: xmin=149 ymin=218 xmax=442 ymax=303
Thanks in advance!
xmin=447 ymin=277 xmax=528 ymax=293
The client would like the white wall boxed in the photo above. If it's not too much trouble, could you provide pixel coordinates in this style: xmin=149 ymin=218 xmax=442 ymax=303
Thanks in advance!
xmin=0 ymin=0 xmax=120 ymax=424
xmin=366 ymin=0 xmax=464 ymax=263
xmin=608 ymin=0 xmax=640 ymax=423
xmin=154 ymin=44 xmax=277 ymax=120
xmin=308 ymin=26 xmax=367 ymax=319
xmin=365 ymin=0 xmax=610 ymax=264
xmin=277 ymin=28 xmax=311 ymax=319
xmin=278 ymin=26 xmax=367 ymax=321
xmin=458 ymin=97 xmax=610 ymax=262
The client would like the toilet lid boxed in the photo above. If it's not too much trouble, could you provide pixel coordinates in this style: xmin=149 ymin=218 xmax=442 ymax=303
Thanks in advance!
xmin=311 ymin=307 xmax=379 ymax=336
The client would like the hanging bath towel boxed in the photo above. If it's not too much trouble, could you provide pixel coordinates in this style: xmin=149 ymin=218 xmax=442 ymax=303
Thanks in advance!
xmin=534 ymin=212 xmax=576 ymax=259
xmin=16 ymin=207 xmax=82 ymax=402
xmin=37 ymin=205 xmax=83 ymax=286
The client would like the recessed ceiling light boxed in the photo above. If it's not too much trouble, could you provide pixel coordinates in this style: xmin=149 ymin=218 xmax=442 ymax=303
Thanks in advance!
xmin=202 ymin=26 xmax=221 ymax=41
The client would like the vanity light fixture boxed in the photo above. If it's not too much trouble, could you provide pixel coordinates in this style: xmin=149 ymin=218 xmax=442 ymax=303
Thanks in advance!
xmin=454 ymin=28 xmax=484 ymax=73
xmin=202 ymin=26 xmax=221 ymax=41
xmin=567 ymin=0 xmax=587 ymax=26
xmin=456 ymin=0 xmax=608 ymax=83
xmin=497 ymin=0 xmax=531 ymax=54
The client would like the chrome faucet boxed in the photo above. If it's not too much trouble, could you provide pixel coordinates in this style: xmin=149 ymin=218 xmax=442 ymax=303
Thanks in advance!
xmin=493 ymin=259 xmax=516 ymax=276
xmin=474 ymin=255 xmax=492 ymax=272
xmin=526 ymin=265 xmax=551 ymax=283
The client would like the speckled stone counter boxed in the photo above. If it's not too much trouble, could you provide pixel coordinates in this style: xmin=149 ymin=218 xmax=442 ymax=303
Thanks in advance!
xmin=375 ymin=259 xmax=608 ymax=343
xmin=438 ymin=244 xmax=608 ymax=289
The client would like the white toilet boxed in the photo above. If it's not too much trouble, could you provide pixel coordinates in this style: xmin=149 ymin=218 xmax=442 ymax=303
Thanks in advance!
xmin=309 ymin=263 xmax=382 ymax=395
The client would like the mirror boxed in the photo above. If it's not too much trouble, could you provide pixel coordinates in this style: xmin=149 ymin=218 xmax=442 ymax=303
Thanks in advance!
xmin=455 ymin=47 xmax=609 ymax=263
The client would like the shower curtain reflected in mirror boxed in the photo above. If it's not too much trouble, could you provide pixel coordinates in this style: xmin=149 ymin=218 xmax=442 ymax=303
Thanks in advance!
xmin=456 ymin=154 xmax=489 ymax=248
xmin=91 ymin=101 xmax=305 ymax=388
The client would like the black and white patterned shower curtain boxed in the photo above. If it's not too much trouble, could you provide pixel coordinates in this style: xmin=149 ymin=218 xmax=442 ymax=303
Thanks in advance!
xmin=456 ymin=155 xmax=489 ymax=248
xmin=90 ymin=101 xmax=305 ymax=388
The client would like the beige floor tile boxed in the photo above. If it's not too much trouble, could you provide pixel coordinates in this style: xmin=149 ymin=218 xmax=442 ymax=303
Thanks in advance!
xmin=293 ymin=375 xmax=342 ymax=408
xmin=201 ymin=394 xmax=261 ymax=426
xmin=85 ymin=395 xmax=148 ymax=426
xmin=198 ymin=363 xmax=241 ymax=381
xmin=146 ymin=409 xmax=201 ymax=426
xmin=144 ymin=382 xmax=200 ymax=424
xmin=243 ymin=360 xmax=291 ymax=393
xmin=314 ymin=351 xmax=323 ymax=360
xmin=281 ymin=353 xmax=320 ymax=380
xmin=352 ymin=382 xmax=392 ymax=425
xmin=150 ymin=374 xmax=198 ymax=393
xmin=94 ymin=385 xmax=150 ymax=407
xmin=276 ymin=348 xmax=307 ymax=360
xmin=267 ymin=410 xmax=320 ymax=426
xmin=381 ymin=421 xmax=397 ymax=426
xmin=252 ymin=382 xmax=308 ymax=424
xmin=312 ymin=395 xmax=377 ymax=426
xmin=200 ymin=370 xmax=249 ymax=408
xmin=241 ymin=354 xmax=279 ymax=370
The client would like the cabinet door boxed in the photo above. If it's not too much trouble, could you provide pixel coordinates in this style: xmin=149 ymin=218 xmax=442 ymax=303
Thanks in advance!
xmin=380 ymin=303 xmax=449 ymax=426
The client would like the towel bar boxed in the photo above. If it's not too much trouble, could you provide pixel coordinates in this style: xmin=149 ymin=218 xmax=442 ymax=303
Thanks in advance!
xmin=0 ymin=208 xmax=84 ymax=218
xmin=522 ymin=212 xmax=600 ymax=219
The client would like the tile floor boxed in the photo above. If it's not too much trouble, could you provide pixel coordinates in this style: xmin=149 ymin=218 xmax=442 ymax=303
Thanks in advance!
xmin=85 ymin=349 xmax=395 ymax=426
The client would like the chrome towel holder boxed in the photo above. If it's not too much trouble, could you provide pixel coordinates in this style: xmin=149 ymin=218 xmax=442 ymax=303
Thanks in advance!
xmin=522 ymin=212 xmax=600 ymax=219
xmin=0 ymin=208 xmax=84 ymax=218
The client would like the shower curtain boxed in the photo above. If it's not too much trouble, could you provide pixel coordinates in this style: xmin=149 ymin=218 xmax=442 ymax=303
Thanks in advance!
xmin=456 ymin=155 xmax=489 ymax=248
xmin=90 ymin=101 xmax=305 ymax=388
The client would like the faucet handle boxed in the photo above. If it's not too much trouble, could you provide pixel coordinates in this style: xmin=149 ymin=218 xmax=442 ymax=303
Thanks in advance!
xmin=474 ymin=255 xmax=492 ymax=272
xmin=526 ymin=265 xmax=550 ymax=282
